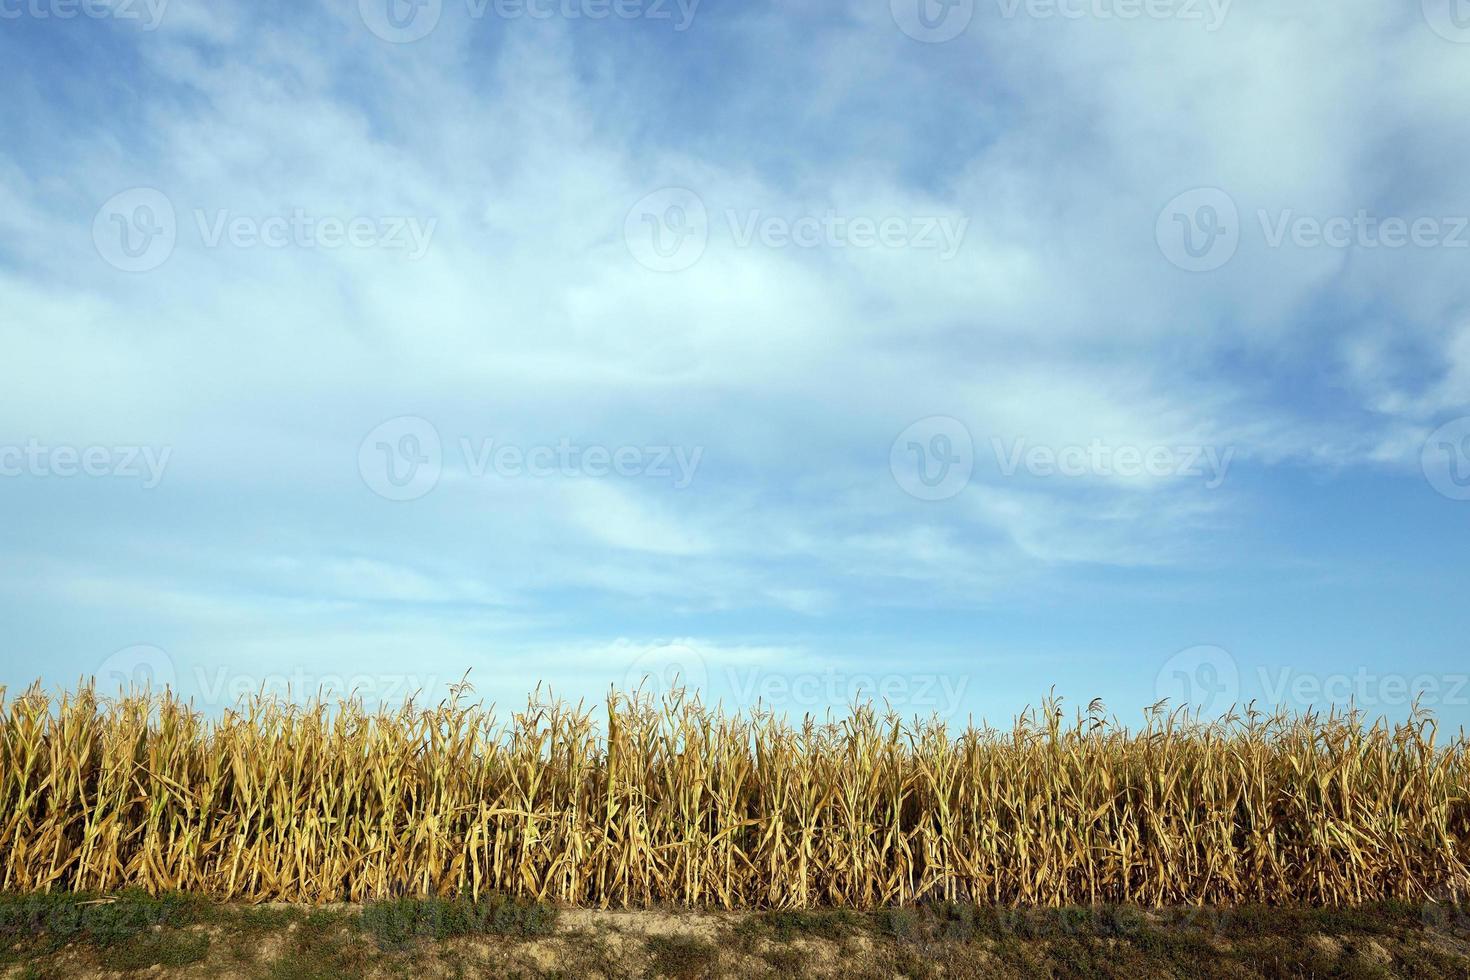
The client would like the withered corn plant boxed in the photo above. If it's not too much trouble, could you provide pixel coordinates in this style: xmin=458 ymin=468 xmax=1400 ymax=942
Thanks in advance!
xmin=1 ymin=682 xmax=1466 ymax=907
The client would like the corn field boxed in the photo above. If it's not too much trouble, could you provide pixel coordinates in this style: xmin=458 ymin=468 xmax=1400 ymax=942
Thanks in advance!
xmin=2 ymin=682 xmax=1467 ymax=908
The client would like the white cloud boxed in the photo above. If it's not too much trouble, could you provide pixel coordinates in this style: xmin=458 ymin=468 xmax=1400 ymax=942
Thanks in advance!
xmin=3 ymin=0 xmax=1467 ymax=697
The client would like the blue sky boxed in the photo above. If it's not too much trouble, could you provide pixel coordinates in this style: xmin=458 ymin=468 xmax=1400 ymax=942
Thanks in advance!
xmin=3 ymin=0 xmax=1469 ymax=725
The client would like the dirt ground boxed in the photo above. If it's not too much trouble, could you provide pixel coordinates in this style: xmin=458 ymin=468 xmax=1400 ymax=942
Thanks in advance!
xmin=5 ymin=896 xmax=1470 ymax=979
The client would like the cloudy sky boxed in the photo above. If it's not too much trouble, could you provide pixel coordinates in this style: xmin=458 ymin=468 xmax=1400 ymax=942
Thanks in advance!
xmin=2 ymin=0 xmax=1468 ymax=724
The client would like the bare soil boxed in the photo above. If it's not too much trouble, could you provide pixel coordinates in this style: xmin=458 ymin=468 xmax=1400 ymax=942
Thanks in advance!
xmin=5 ymin=898 xmax=1470 ymax=979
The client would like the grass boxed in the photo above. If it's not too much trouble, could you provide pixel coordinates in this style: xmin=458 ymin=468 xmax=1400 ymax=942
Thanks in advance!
xmin=2 ymin=681 xmax=1469 ymax=908
xmin=0 ymin=890 xmax=212 ymax=973
xmin=0 ymin=888 xmax=205 ymax=943
xmin=645 ymin=934 xmax=721 ymax=979
xmin=0 ymin=891 xmax=1468 ymax=977
xmin=0 ymin=891 xmax=559 ymax=978
xmin=757 ymin=908 xmax=862 ymax=940
xmin=359 ymin=894 xmax=558 ymax=948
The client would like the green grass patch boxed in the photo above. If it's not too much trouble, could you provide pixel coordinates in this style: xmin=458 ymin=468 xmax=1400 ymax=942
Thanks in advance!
xmin=757 ymin=908 xmax=861 ymax=941
xmin=262 ymin=913 xmax=368 ymax=980
xmin=645 ymin=933 xmax=719 ymax=979
xmin=358 ymin=894 xmax=558 ymax=949
xmin=0 ymin=888 xmax=205 ymax=945
xmin=0 ymin=890 xmax=212 ymax=973
xmin=110 ymin=928 xmax=212 ymax=971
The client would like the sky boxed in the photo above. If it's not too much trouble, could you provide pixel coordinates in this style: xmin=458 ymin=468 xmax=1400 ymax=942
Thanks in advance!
xmin=2 ymin=0 xmax=1469 ymax=727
